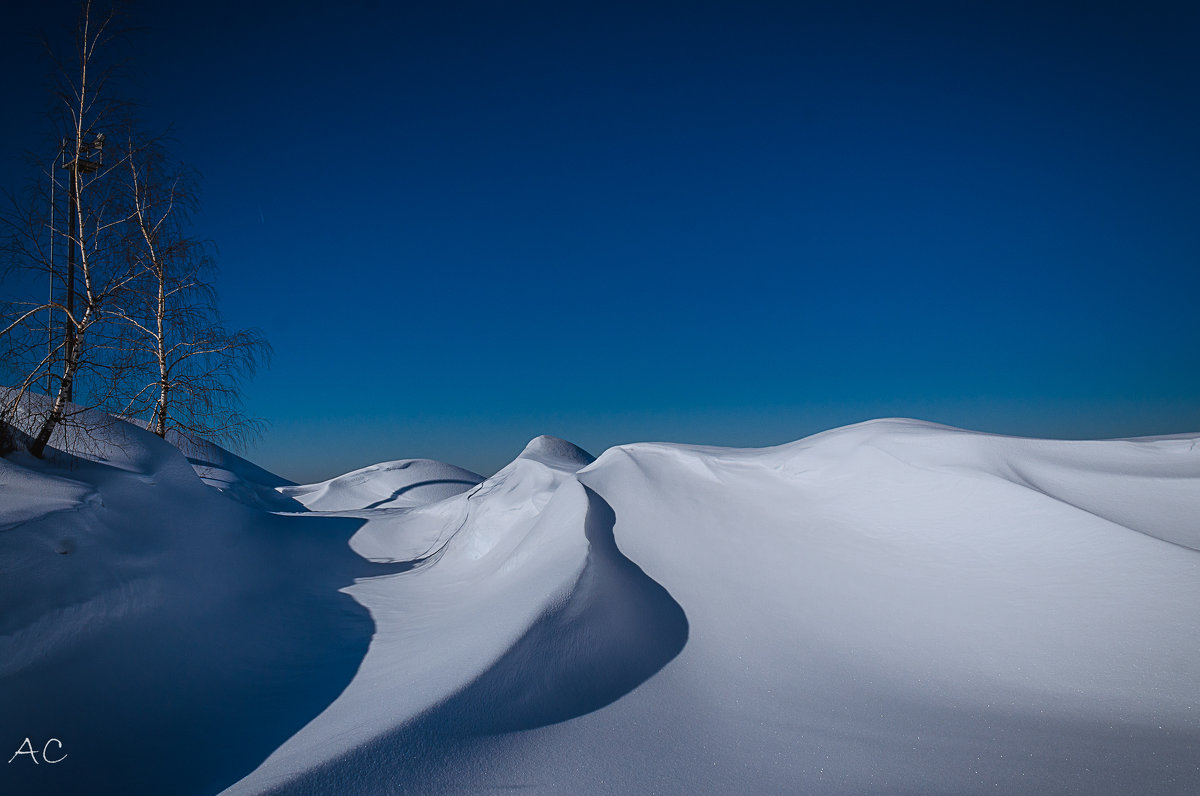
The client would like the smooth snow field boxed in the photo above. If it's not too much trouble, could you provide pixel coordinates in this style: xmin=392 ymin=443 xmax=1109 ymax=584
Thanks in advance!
xmin=2 ymin=414 xmax=1199 ymax=794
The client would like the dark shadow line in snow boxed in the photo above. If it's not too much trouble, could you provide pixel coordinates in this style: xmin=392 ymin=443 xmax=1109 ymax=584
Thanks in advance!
xmin=1002 ymin=465 xmax=1200 ymax=554
xmin=184 ymin=456 xmax=240 ymax=474
xmin=183 ymin=455 xmax=294 ymax=488
xmin=383 ymin=478 xmax=491 ymax=569
xmin=274 ymin=484 xmax=689 ymax=793
xmin=861 ymin=442 xmax=1200 ymax=555
xmin=418 ymin=484 xmax=688 ymax=735
xmin=360 ymin=478 xmax=482 ymax=510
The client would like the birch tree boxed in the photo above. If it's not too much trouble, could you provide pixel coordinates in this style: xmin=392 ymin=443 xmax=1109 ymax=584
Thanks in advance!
xmin=118 ymin=142 xmax=270 ymax=447
xmin=3 ymin=0 xmax=270 ymax=457
xmin=1 ymin=0 xmax=138 ymax=458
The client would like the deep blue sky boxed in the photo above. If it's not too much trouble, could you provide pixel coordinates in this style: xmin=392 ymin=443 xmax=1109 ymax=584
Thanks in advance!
xmin=3 ymin=1 xmax=1199 ymax=482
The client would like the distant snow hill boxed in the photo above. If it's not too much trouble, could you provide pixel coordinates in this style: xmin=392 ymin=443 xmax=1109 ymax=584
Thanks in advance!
xmin=2 ymin=414 xmax=1199 ymax=795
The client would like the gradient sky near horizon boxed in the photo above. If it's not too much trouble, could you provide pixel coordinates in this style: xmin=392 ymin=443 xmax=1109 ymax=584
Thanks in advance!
xmin=3 ymin=0 xmax=1199 ymax=482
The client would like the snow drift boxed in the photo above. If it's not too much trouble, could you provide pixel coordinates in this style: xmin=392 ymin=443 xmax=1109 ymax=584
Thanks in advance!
xmin=2 ymin=415 xmax=1199 ymax=794
xmin=277 ymin=458 xmax=484 ymax=512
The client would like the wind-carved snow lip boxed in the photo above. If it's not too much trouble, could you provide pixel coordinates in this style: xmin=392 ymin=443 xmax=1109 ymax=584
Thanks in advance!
xmin=245 ymin=479 xmax=690 ymax=794
xmin=372 ymin=481 xmax=687 ymax=738
xmin=224 ymin=436 xmax=689 ymax=794
xmin=277 ymin=458 xmax=486 ymax=513
xmin=582 ymin=419 xmax=1200 ymax=552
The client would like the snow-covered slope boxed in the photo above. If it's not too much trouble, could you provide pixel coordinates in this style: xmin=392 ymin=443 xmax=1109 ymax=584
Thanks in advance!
xmin=172 ymin=432 xmax=306 ymax=512
xmin=0 ymin=416 xmax=390 ymax=795
xmin=226 ymin=434 xmax=687 ymax=793
xmin=3 ymin=417 xmax=1199 ymax=794
xmin=277 ymin=458 xmax=483 ymax=512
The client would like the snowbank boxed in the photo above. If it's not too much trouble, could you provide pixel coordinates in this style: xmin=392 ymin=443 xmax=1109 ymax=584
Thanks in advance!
xmin=0 ymin=415 xmax=387 ymax=795
xmin=277 ymin=458 xmax=483 ymax=512
xmin=3 ymin=416 xmax=1199 ymax=794
xmin=230 ymin=420 xmax=1200 ymax=795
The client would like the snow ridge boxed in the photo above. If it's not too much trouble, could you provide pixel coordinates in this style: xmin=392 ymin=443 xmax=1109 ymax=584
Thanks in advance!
xmin=224 ymin=435 xmax=687 ymax=794
xmin=3 ymin=415 xmax=1199 ymax=794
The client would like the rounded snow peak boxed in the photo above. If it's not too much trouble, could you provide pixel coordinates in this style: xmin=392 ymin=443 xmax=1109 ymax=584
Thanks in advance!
xmin=519 ymin=435 xmax=596 ymax=469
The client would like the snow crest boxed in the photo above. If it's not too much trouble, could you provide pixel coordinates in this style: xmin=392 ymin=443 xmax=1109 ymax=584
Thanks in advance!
xmin=225 ymin=435 xmax=686 ymax=794
xmin=4 ymin=416 xmax=1199 ymax=794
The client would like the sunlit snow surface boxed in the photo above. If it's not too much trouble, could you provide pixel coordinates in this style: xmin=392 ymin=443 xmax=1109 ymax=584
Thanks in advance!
xmin=2 ymin=416 xmax=1199 ymax=794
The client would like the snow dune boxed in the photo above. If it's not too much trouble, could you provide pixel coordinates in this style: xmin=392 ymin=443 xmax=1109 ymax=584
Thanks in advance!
xmin=2 ymin=413 xmax=1199 ymax=794
xmin=277 ymin=458 xmax=484 ymax=512
xmin=229 ymin=435 xmax=688 ymax=793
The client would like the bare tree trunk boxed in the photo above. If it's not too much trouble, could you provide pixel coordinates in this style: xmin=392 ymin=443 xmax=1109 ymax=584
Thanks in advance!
xmin=2 ymin=2 xmax=192 ymax=457
xmin=30 ymin=159 xmax=88 ymax=458
xmin=153 ymin=265 xmax=168 ymax=437
xmin=63 ymin=161 xmax=79 ymax=403
xmin=29 ymin=4 xmax=96 ymax=455
xmin=29 ymin=323 xmax=83 ymax=457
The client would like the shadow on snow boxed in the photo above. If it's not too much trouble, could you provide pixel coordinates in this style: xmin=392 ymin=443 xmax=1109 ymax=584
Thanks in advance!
xmin=271 ymin=485 xmax=689 ymax=793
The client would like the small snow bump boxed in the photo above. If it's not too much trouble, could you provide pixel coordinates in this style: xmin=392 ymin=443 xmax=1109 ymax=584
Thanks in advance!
xmin=519 ymin=435 xmax=595 ymax=467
